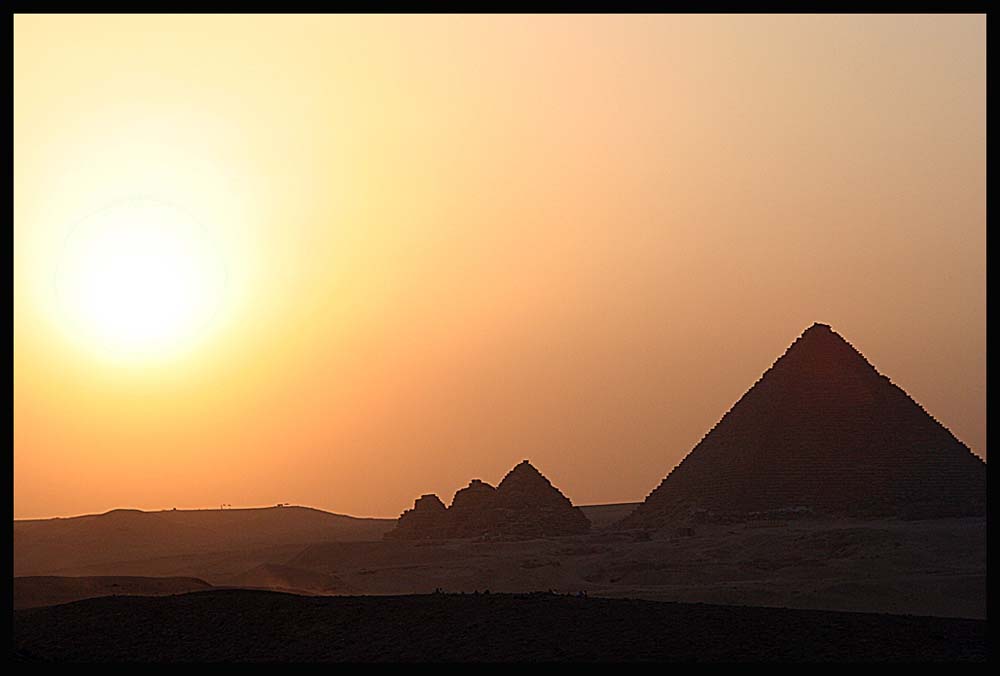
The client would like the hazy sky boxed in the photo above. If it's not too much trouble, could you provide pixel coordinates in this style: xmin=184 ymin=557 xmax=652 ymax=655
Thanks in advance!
xmin=14 ymin=14 xmax=985 ymax=519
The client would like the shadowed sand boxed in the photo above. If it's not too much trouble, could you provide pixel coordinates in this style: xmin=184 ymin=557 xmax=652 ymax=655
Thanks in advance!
xmin=13 ymin=589 xmax=986 ymax=662
xmin=13 ymin=576 xmax=213 ymax=610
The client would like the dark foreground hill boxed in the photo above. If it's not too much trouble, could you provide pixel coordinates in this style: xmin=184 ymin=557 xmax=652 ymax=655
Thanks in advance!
xmin=13 ymin=589 xmax=984 ymax=662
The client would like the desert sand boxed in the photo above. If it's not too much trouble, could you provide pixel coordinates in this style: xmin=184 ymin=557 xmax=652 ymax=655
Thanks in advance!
xmin=13 ymin=575 xmax=213 ymax=610
xmin=13 ymin=590 xmax=986 ymax=662
xmin=13 ymin=506 xmax=986 ymax=619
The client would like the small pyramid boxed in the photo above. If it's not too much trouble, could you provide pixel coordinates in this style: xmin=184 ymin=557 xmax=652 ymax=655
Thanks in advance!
xmin=620 ymin=323 xmax=986 ymax=528
xmin=450 ymin=479 xmax=496 ymax=512
xmin=446 ymin=479 xmax=496 ymax=537
xmin=486 ymin=460 xmax=591 ymax=537
xmin=384 ymin=493 xmax=448 ymax=540
xmin=385 ymin=461 xmax=590 ymax=540
xmin=494 ymin=460 xmax=579 ymax=509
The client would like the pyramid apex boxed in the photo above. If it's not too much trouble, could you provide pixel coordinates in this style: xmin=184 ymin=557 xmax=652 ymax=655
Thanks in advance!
xmin=788 ymin=323 xmax=860 ymax=354
xmin=510 ymin=459 xmax=542 ymax=474
xmin=802 ymin=322 xmax=833 ymax=335
xmin=498 ymin=460 xmax=551 ymax=487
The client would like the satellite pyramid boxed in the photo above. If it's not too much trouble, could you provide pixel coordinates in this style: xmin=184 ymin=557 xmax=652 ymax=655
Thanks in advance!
xmin=386 ymin=494 xmax=449 ymax=540
xmin=385 ymin=460 xmax=590 ymax=540
xmin=484 ymin=460 xmax=591 ymax=537
xmin=621 ymin=323 xmax=986 ymax=528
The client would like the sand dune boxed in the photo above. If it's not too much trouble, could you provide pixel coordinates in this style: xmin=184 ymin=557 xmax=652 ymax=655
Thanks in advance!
xmin=14 ymin=575 xmax=213 ymax=610
xmin=227 ymin=563 xmax=351 ymax=595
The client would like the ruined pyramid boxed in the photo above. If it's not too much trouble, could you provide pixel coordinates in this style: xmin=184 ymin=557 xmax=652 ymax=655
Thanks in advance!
xmin=620 ymin=323 xmax=986 ymax=528
xmin=385 ymin=460 xmax=590 ymax=540
xmin=385 ymin=493 xmax=450 ymax=540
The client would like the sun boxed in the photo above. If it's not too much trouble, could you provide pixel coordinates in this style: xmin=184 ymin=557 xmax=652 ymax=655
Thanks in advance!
xmin=56 ymin=198 xmax=227 ymax=362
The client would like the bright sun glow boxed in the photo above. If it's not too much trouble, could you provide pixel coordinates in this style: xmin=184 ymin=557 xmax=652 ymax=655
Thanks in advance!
xmin=57 ymin=198 xmax=227 ymax=362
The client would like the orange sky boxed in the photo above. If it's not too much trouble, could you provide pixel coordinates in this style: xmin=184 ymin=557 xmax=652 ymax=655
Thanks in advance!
xmin=14 ymin=14 xmax=986 ymax=519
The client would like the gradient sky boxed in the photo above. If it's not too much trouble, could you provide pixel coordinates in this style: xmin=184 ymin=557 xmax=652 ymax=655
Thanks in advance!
xmin=14 ymin=14 xmax=986 ymax=519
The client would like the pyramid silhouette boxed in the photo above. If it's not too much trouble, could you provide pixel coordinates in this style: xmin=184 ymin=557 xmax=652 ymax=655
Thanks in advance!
xmin=385 ymin=460 xmax=590 ymax=540
xmin=621 ymin=323 xmax=986 ymax=528
xmin=494 ymin=460 xmax=580 ymax=509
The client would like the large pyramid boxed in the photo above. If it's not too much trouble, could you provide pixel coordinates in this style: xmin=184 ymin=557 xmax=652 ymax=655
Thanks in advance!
xmin=621 ymin=323 xmax=986 ymax=528
xmin=385 ymin=460 xmax=590 ymax=540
